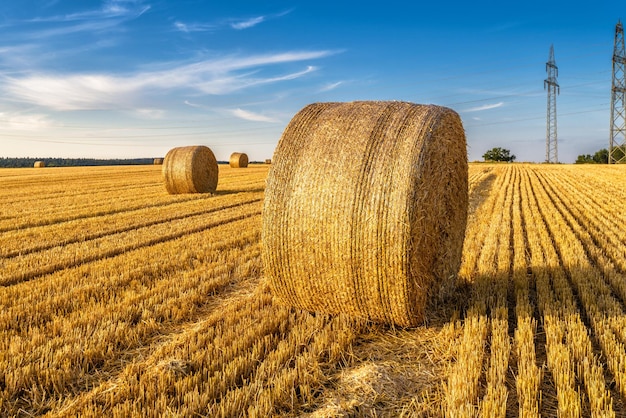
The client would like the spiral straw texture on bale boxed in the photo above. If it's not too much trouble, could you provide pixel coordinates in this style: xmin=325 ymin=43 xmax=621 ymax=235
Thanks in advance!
xmin=33 ymin=161 xmax=45 ymax=168
xmin=229 ymin=152 xmax=249 ymax=168
xmin=262 ymin=101 xmax=468 ymax=327
xmin=162 ymin=145 xmax=218 ymax=194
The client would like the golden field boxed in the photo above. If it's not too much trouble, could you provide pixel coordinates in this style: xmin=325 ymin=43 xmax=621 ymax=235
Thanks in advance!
xmin=2 ymin=163 xmax=626 ymax=417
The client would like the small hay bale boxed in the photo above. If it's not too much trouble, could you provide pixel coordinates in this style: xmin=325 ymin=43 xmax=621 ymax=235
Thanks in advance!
xmin=162 ymin=145 xmax=218 ymax=194
xmin=153 ymin=158 xmax=164 ymax=165
xmin=265 ymin=159 xmax=272 ymax=164
xmin=262 ymin=101 xmax=468 ymax=327
xmin=229 ymin=152 xmax=249 ymax=168
xmin=34 ymin=161 xmax=45 ymax=168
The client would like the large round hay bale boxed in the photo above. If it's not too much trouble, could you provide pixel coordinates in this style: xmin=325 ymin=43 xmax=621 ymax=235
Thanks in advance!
xmin=229 ymin=152 xmax=249 ymax=168
xmin=162 ymin=145 xmax=218 ymax=194
xmin=153 ymin=158 xmax=164 ymax=165
xmin=34 ymin=161 xmax=45 ymax=168
xmin=262 ymin=101 xmax=468 ymax=327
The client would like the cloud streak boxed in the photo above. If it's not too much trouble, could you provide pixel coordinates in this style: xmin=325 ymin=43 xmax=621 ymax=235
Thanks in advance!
xmin=464 ymin=102 xmax=504 ymax=112
xmin=318 ymin=81 xmax=343 ymax=92
xmin=29 ymin=0 xmax=150 ymax=22
xmin=175 ymin=9 xmax=292 ymax=33
xmin=231 ymin=16 xmax=265 ymax=30
xmin=231 ymin=108 xmax=278 ymax=122
xmin=0 ymin=0 xmax=151 ymax=46
xmin=0 ymin=112 xmax=54 ymax=131
xmin=2 ymin=51 xmax=337 ymax=110
xmin=174 ymin=21 xmax=216 ymax=33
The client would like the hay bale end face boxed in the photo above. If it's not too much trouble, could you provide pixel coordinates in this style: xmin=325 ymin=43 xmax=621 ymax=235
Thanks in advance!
xmin=262 ymin=101 xmax=468 ymax=327
xmin=229 ymin=152 xmax=249 ymax=168
xmin=153 ymin=158 xmax=164 ymax=165
xmin=162 ymin=145 xmax=218 ymax=194
xmin=34 ymin=161 xmax=45 ymax=168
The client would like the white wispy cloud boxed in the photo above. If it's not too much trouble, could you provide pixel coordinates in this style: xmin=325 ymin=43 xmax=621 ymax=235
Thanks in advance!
xmin=134 ymin=108 xmax=165 ymax=119
xmin=105 ymin=0 xmax=152 ymax=19
xmin=175 ymin=9 xmax=292 ymax=33
xmin=231 ymin=108 xmax=278 ymax=123
xmin=0 ymin=44 xmax=42 ymax=69
xmin=0 ymin=112 xmax=54 ymax=130
xmin=0 ymin=4 xmax=149 ymax=69
xmin=4 ymin=74 xmax=135 ymax=110
xmin=10 ymin=0 xmax=151 ymax=43
xmin=231 ymin=16 xmax=264 ymax=30
xmin=3 ymin=51 xmax=336 ymax=110
xmin=196 ymin=65 xmax=316 ymax=94
xmin=30 ymin=0 xmax=150 ymax=22
xmin=183 ymin=100 xmax=203 ymax=108
xmin=319 ymin=81 xmax=343 ymax=92
xmin=464 ymin=102 xmax=504 ymax=112
xmin=25 ymin=19 xmax=127 ymax=39
xmin=0 ymin=39 xmax=119 ymax=71
xmin=174 ymin=21 xmax=216 ymax=33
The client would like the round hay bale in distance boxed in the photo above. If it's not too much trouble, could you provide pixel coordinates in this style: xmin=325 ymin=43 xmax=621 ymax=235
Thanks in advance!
xmin=33 ymin=161 xmax=45 ymax=168
xmin=229 ymin=152 xmax=249 ymax=168
xmin=265 ymin=159 xmax=272 ymax=164
xmin=262 ymin=101 xmax=468 ymax=327
xmin=162 ymin=145 xmax=218 ymax=194
xmin=153 ymin=158 xmax=164 ymax=165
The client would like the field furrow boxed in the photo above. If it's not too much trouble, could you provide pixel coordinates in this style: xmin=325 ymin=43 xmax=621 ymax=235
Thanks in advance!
xmin=0 ymin=165 xmax=267 ymax=232
xmin=511 ymin=167 xmax=542 ymax=417
xmin=524 ymin=166 xmax=615 ymax=416
xmin=1 ymin=221 xmax=264 ymax=415
xmin=0 ymin=202 xmax=262 ymax=286
xmin=0 ymin=194 xmax=263 ymax=258
xmin=445 ymin=165 xmax=512 ymax=416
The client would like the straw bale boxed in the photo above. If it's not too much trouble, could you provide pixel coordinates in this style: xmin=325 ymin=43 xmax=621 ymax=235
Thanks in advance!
xmin=262 ymin=101 xmax=467 ymax=327
xmin=162 ymin=145 xmax=218 ymax=194
xmin=153 ymin=158 xmax=164 ymax=165
xmin=33 ymin=161 xmax=45 ymax=168
xmin=265 ymin=159 xmax=272 ymax=164
xmin=229 ymin=152 xmax=249 ymax=168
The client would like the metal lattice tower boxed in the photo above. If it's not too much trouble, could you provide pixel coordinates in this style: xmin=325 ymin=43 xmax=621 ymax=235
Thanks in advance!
xmin=544 ymin=44 xmax=559 ymax=163
xmin=610 ymin=20 xmax=626 ymax=164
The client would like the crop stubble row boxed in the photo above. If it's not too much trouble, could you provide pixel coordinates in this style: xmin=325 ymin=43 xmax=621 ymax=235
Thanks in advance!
xmin=446 ymin=164 xmax=626 ymax=417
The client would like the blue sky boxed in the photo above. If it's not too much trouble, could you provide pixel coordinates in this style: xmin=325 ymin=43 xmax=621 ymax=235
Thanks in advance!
xmin=0 ymin=0 xmax=622 ymax=163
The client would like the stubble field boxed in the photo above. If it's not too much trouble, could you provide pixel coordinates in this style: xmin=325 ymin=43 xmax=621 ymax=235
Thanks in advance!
xmin=2 ymin=162 xmax=626 ymax=417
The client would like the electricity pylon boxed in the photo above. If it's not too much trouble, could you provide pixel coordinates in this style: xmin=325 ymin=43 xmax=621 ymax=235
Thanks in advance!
xmin=609 ymin=20 xmax=626 ymax=164
xmin=544 ymin=44 xmax=559 ymax=163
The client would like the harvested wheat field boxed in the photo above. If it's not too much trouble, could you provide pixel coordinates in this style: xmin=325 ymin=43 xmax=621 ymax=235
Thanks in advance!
xmin=2 ymin=163 xmax=626 ymax=417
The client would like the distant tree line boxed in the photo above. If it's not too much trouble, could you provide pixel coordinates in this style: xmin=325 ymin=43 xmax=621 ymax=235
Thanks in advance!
xmin=575 ymin=148 xmax=625 ymax=164
xmin=0 ymin=157 xmax=156 ymax=168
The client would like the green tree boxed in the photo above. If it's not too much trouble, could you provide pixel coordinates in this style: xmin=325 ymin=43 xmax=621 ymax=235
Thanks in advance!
xmin=574 ymin=148 xmax=625 ymax=164
xmin=482 ymin=147 xmax=516 ymax=162
xmin=593 ymin=148 xmax=609 ymax=164
xmin=575 ymin=154 xmax=594 ymax=164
